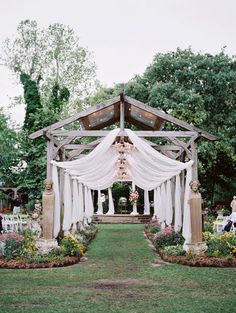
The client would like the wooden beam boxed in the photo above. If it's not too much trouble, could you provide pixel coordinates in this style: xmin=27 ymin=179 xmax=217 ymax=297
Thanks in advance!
xmin=29 ymin=96 xmax=120 ymax=139
xmin=46 ymin=140 xmax=54 ymax=179
xmin=49 ymin=130 xmax=198 ymax=137
xmin=167 ymin=137 xmax=191 ymax=159
xmin=125 ymin=96 xmax=217 ymax=141
xmin=191 ymin=139 xmax=198 ymax=180
xmin=64 ymin=144 xmax=95 ymax=150
xmin=52 ymin=136 xmax=78 ymax=159
xmin=120 ymin=88 xmax=125 ymax=143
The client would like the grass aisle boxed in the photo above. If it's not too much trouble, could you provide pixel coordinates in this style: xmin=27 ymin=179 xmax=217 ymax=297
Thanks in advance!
xmin=0 ymin=224 xmax=236 ymax=313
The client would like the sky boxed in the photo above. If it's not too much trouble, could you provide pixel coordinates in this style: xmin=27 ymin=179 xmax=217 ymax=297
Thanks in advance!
xmin=0 ymin=0 xmax=235 ymax=125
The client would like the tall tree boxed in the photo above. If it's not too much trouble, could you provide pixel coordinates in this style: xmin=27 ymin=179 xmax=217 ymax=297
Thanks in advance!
xmin=0 ymin=109 xmax=21 ymax=186
xmin=125 ymin=49 xmax=236 ymax=206
xmin=1 ymin=20 xmax=96 ymax=106
xmin=1 ymin=20 xmax=97 ymax=199
xmin=88 ymin=49 xmax=236 ymax=206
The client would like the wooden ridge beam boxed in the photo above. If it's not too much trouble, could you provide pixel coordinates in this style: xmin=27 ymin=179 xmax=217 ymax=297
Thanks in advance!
xmin=49 ymin=130 xmax=198 ymax=137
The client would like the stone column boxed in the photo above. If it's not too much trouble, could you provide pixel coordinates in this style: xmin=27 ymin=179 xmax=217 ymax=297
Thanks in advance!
xmin=37 ymin=179 xmax=58 ymax=253
xmin=188 ymin=180 xmax=207 ymax=254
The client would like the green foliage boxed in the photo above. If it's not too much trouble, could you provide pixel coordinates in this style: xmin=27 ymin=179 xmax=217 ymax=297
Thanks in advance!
xmin=1 ymin=20 xmax=96 ymax=104
xmin=20 ymin=73 xmax=42 ymax=130
xmin=204 ymin=232 xmax=236 ymax=258
xmin=203 ymin=221 xmax=214 ymax=233
xmin=1 ymin=20 xmax=97 ymax=197
xmin=59 ymin=236 xmax=84 ymax=257
xmin=0 ymin=109 xmax=21 ymax=186
xmin=154 ymin=227 xmax=185 ymax=249
xmin=163 ymin=245 xmax=186 ymax=256
xmin=112 ymin=182 xmax=130 ymax=206
xmin=90 ymin=48 xmax=236 ymax=205
xmin=150 ymin=226 xmax=161 ymax=234
xmin=4 ymin=238 xmax=22 ymax=259
xmin=133 ymin=49 xmax=236 ymax=206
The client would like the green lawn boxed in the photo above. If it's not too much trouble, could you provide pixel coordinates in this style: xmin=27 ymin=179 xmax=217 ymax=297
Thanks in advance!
xmin=0 ymin=224 xmax=236 ymax=313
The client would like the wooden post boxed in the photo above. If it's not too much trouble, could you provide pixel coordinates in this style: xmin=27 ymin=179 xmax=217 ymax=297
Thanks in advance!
xmin=46 ymin=140 xmax=54 ymax=179
xmin=120 ymin=83 xmax=125 ymax=143
xmin=191 ymin=139 xmax=198 ymax=180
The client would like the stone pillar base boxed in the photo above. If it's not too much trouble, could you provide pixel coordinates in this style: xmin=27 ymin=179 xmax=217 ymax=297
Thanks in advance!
xmin=186 ymin=242 xmax=208 ymax=255
xmin=36 ymin=238 xmax=58 ymax=254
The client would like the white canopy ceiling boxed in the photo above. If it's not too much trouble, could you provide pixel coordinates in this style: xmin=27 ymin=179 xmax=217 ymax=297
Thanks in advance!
xmin=51 ymin=128 xmax=193 ymax=191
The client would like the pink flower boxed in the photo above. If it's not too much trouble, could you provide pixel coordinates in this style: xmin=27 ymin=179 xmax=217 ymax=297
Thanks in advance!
xmin=0 ymin=232 xmax=24 ymax=243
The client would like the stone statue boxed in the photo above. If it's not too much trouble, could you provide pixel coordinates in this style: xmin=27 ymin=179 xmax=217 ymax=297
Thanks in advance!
xmin=34 ymin=199 xmax=42 ymax=214
xmin=188 ymin=180 xmax=203 ymax=244
xmin=42 ymin=179 xmax=55 ymax=240
xmin=230 ymin=196 xmax=236 ymax=213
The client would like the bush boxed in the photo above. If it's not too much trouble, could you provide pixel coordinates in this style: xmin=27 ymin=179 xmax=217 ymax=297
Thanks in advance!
xmin=150 ymin=226 xmax=161 ymax=234
xmin=205 ymin=233 xmax=236 ymax=258
xmin=4 ymin=238 xmax=22 ymax=259
xmin=59 ymin=236 xmax=84 ymax=257
xmin=0 ymin=233 xmax=24 ymax=259
xmin=203 ymin=221 xmax=214 ymax=233
xmin=154 ymin=226 xmax=185 ymax=249
xmin=163 ymin=245 xmax=186 ymax=256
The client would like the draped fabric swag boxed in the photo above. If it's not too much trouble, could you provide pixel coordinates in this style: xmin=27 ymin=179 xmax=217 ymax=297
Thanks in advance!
xmin=51 ymin=128 xmax=193 ymax=248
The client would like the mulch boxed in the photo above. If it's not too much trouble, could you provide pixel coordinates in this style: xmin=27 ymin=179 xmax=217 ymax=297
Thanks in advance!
xmin=0 ymin=256 xmax=80 ymax=269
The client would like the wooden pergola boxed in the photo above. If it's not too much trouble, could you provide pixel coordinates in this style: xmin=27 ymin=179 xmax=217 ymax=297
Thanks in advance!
xmin=29 ymin=91 xmax=216 ymax=181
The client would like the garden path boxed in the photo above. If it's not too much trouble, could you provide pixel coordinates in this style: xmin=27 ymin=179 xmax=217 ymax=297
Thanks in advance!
xmin=1 ymin=224 xmax=236 ymax=313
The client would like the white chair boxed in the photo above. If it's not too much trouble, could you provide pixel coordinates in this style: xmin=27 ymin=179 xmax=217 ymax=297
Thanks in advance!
xmin=18 ymin=214 xmax=29 ymax=231
xmin=2 ymin=215 xmax=15 ymax=232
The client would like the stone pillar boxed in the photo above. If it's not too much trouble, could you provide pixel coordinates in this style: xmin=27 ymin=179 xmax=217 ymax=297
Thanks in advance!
xmin=42 ymin=179 xmax=55 ymax=239
xmin=37 ymin=179 xmax=58 ymax=253
xmin=188 ymin=180 xmax=207 ymax=254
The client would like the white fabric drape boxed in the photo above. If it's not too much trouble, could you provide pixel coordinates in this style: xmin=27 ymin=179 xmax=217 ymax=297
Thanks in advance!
xmin=51 ymin=127 xmax=194 ymax=245
xmin=182 ymin=167 xmax=192 ymax=250
xmin=87 ymin=188 xmax=94 ymax=222
xmin=166 ymin=180 xmax=173 ymax=225
xmin=174 ymin=174 xmax=182 ymax=231
xmin=78 ymin=182 xmax=84 ymax=222
xmin=144 ymin=190 xmax=150 ymax=215
xmin=63 ymin=171 xmax=72 ymax=231
xmin=131 ymin=182 xmax=138 ymax=215
xmin=72 ymin=177 xmax=80 ymax=227
xmin=52 ymin=164 xmax=61 ymax=237
xmin=97 ymin=190 xmax=103 ymax=214
xmin=107 ymin=187 xmax=115 ymax=214
xmin=153 ymin=188 xmax=158 ymax=219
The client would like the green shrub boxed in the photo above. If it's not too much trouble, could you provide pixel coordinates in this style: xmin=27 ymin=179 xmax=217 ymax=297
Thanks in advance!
xmin=4 ymin=238 xmax=22 ymax=259
xmin=150 ymin=226 xmax=161 ymax=234
xmin=154 ymin=227 xmax=185 ymax=249
xmin=205 ymin=233 xmax=236 ymax=258
xmin=163 ymin=245 xmax=186 ymax=256
xmin=60 ymin=236 xmax=84 ymax=257
xmin=203 ymin=221 xmax=214 ymax=233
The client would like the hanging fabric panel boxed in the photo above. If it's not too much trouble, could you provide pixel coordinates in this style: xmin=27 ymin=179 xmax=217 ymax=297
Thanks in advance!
xmin=144 ymin=190 xmax=150 ymax=215
xmin=52 ymin=164 xmax=61 ymax=238
xmin=174 ymin=174 xmax=182 ymax=231
xmin=63 ymin=171 xmax=72 ymax=231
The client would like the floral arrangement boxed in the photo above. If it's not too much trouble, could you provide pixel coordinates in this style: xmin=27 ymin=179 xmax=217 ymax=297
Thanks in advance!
xmin=59 ymin=236 xmax=85 ymax=257
xmin=203 ymin=231 xmax=236 ymax=257
xmin=129 ymin=189 xmax=139 ymax=205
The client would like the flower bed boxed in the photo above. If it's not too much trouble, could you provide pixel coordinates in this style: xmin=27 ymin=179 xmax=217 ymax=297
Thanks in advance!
xmin=0 ymin=224 xmax=98 ymax=269
xmin=145 ymin=220 xmax=236 ymax=267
